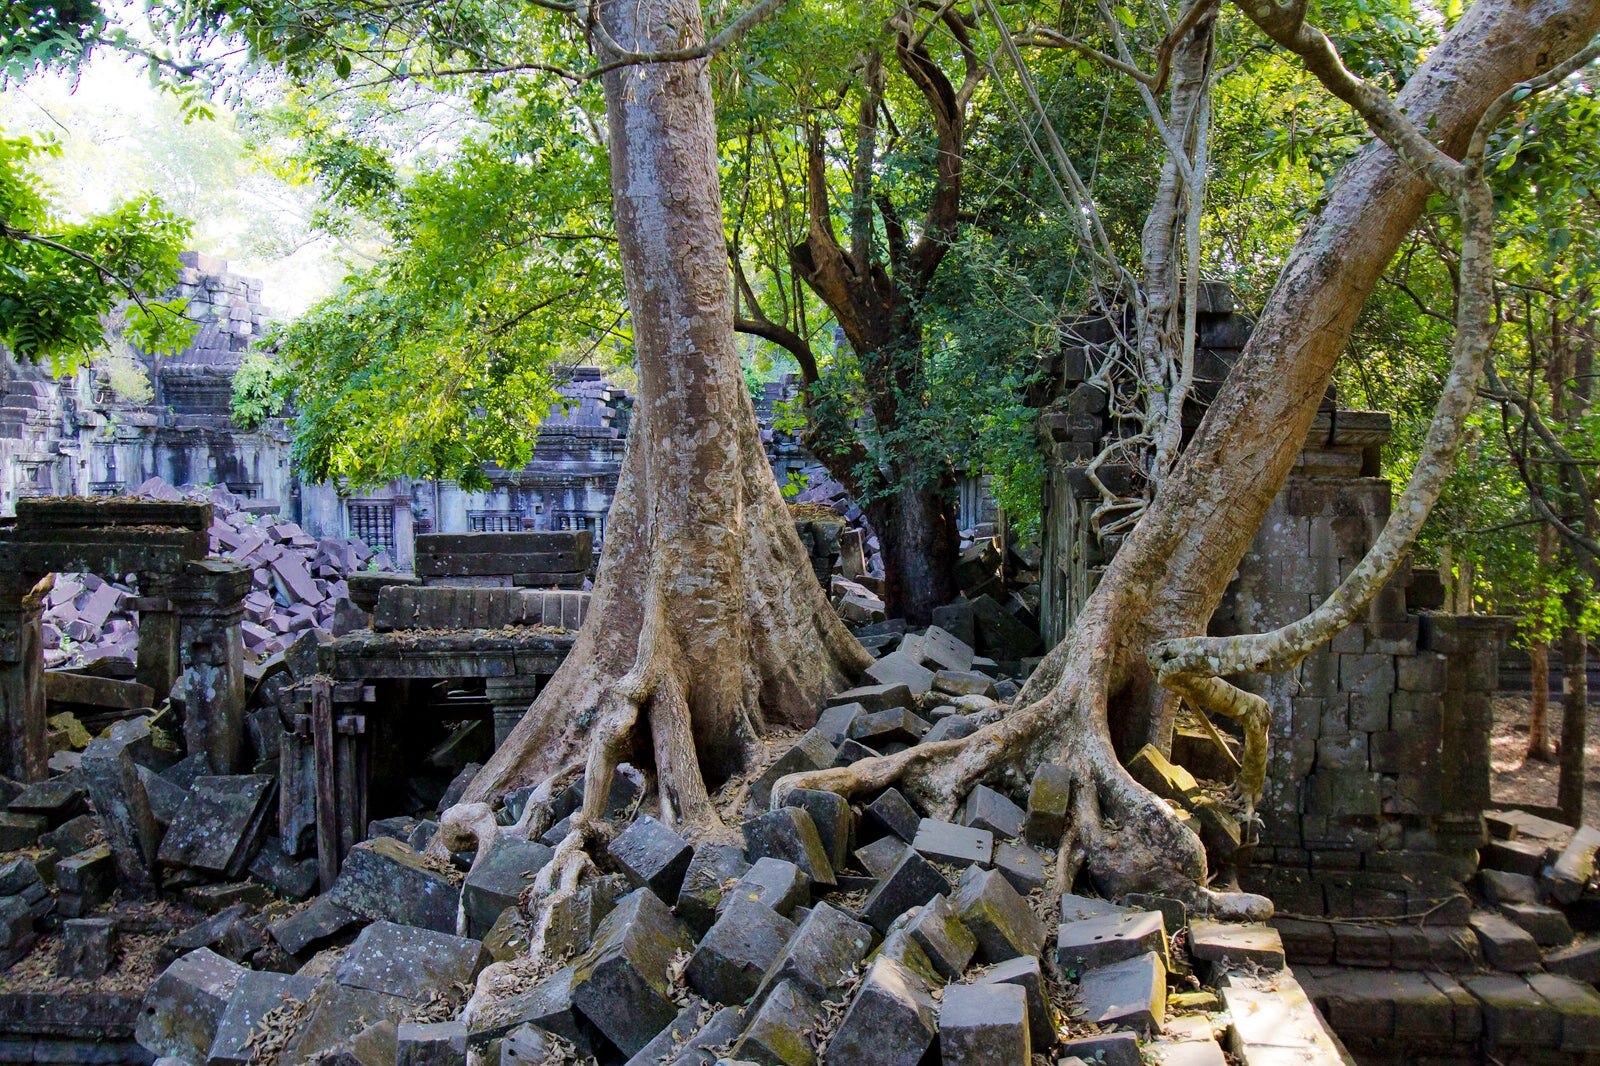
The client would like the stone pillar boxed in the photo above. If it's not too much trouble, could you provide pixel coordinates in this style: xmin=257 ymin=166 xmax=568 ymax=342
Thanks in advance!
xmin=81 ymin=718 xmax=162 ymax=893
xmin=1426 ymin=612 xmax=1512 ymax=877
xmin=484 ymin=676 xmax=543 ymax=748
xmin=134 ymin=573 xmax=180 ymax=702
xmin=392 ymin=488 xmax=415 ymax=572
xmin=0 ymin=576 xmax=46 ymax=782
xmin=171 ymin=561 xmax=253 ymax=773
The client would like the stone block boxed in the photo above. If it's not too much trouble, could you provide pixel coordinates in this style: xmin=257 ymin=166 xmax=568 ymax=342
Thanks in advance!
xmin=731 ymin=978 xmax=822 ymax=1065
xmin=1502 ymin=901 xmax=1573 ymax=947
xmin=159 ymin=904 xmax=263 ymax=966
xmin=270 ymin=895 xmax=361 ymax=955
xmin=782 ymin=789 xmax=852 ymax=871
xmin=396 ymin=1021 xmax=468 ymax=1065
xmin=921 ymin=715 xmax=975 ymax=743
xmin=569 ymin=887 xmax=694 ymax=1056
xmin=156 ymin=774 xmax=275 ymax=878
xmin=1478 ymin=868 xmax=1540 ymax=906
xmin=1078 ymin=951 xmax=1165 ymax=1033
xmin=992 ymin=840 xmax=1048 ymax=896
xmin=962 ymin=785 xmax=1025 ymax=840
xmin=1527 ymin=972 xmax=1600 ymax=1051
xmin=848 ymin=708 xmax=930 ymax=749
xmin=1025 ymin=763 xmax=1071 ymax=847
xmin=81 ymin=723 xmax=162 ymax=890
xmin=617 ymin=997 xmax=710 ymax=1066
xmin=864 ymin=652 xmax=935 ymax=698
xmin=135 ymin=947 xmax=246 ymax=1061
xmin=8 ymin=779 xmax=85 ymax=825
xmin=722 ymin=856 xmax=810 ymax=920
xmin=1056 ymin=1033 xmax=1139 ymax=1066
xmin=744 ymin=807 xmax=836 ymax=887
xmin=974 ymin=953 xmax=1052 ymax=1048
xmin=937 ymin=981 xmax=1029 ymax=1065
xmin=970 ymin=594 xmax=1041 ymax=658
xmin=1546 ymin=938 xmax=1600 ymax=984
xmin=825 ymin=684 xmax=912 ymax=712
xmin=545 ymin=874 xmax=627 ymax=960
xmin=1059 ymin=892 xmax=1127 ymax=922
xmin=329 ymin=837 xmax=461 ymax=933
xmin=1057 ymin=909 xmax=1167 ymax=975
xmin=687 ymin=897 xmax=796 ymax=1006
xmin=911 ymin=818 xmax=992 ymax=867
xmin=471 ymin=965 xmax=597 ymax=1052
xmin=59 ymin=917 xmax=117 ymax=979
xmin=861 ymin=848 xmax=950 ymax=933
xmin=814 ymin=703 xmax=862 ymax=746
xmin=752 ymin=901 xmax=873 ymax=1005
xmin=824 ymin=956 xmax=937 ymax=1066
xmin=1128 ymin=744 xmax=1201 ymax=806
xmin=834 ymin=738 xmax=882 ymax=766
xmin=676 ymin=842 xmax=751 ymax=936
xmin=206 ymin=969 xmax=319 ymax=1066
xmin=1422 ymin=924 xmax=1485 ymax=972
xmin=749 ymin=730 xmax=837 ymax=811
xmin=862 ymin=788 xmax=921 ymax=844
xmin=335 ymin=921 xmax=488 ymax=1003
xmin=855 ymin=836 xmax=909 ymax=879
xmin=1547 ymin=825 xmax=1600 ymax=904
xmin=1333 ymin=923 xmax=1393 ymax=967
xmin=463 ymin=836 xmax=552 ymax=939
xmin=1469 ymin=910 xmax=1542 ymax=972
xmin=899 ymin=893 xmax=975 ymax=980
xmin=1187 ymin=921 xmax=1284 ymax=977
xmin=951 ymin=866 xmax=1046 ymax=963
xmin=608 ymin=814 xmax=694 ymax=900
xmin=1463 ymin=973 xmax=1561 ymax=1048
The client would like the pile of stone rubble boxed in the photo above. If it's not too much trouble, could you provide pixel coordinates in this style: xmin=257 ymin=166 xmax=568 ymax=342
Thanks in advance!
xmin=41 ymin=478 xmax=386 ymax=672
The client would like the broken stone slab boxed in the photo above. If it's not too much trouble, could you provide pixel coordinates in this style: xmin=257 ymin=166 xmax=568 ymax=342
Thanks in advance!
xmin=951 ymin=866 xmax=1047 ymax=963
xmin=1547 ymin=826 xmax=1600 ymax=904
xmin=855 ymin=836 xmax=909 ymax=880
xmin=159 ymin=904 xmax=264 ymax=966
xmin=334 ymin=921 xmax=489 ymax=1003
xmin=545 ymin=873 xmax=628 ymax=960
xmin=1057 ymin=1032 xmax=1139 ymax=1066
xmin=7 ymin=779 xmax=85 ymax=825
xmin=861 ymin=848 xmax=950 ymax=933
xmin=814 ymin=703 xmax=863 ymax=746
xmin=1058 ymin=909 xmax=1168 ymax=975
xmin=137 ymin=766 xmax=188 ymax=827
xmin=1127 ymin=744 xmax=1202 ymax=807
xmin=1547 ymin=938 xmax=1600 ymax=984
xmin=55 ymin=844 xmax=115 ymax=918
xmin=974 ymin=953 xmax=1053 ymax=1049
xmin=156 ymin=774 xmax=276 ymax=878
xmin=938 ymin=981 xmax=1030 ymax=1065
xmin=1059 ymin=891 xmax=1129 ymax=923
xmin=900 ymin=893 xmax=976 ymax=980
xmin=1079 ymin=950 xmax=1166 ymax=1033
xmin=135 ymin=947 xmax=247 ymax=1061
xmin=81 ymin=721 xmax=162 ymax=891
xmin=206 ymin=970 xmax=319 ymax=1066
xmin=752 ymin=901 xmax=874 ymax=1006
xmin=270 ymin=896 xmax=362 ymax=956
xmin=732 ymin=978 xmax=824 ymax=1065
xmin=722 ymin=857 xmax=810 ymax=919
xmin=1479 ymin=868 xmax=1542 ymax=906
xmin=748 ymin=730 xmax=838 ymax=812
xmin=781 ymin=789 xmax=852 ymax=872
xmin=744 ymin=807 xmax=836 ymax=887
xmin=921 ymin=715 xmax=975 ymax=744
xmin=963 ymin=785 xmax=1025 ymax=840
xmin=328 ymin=837 xmax=462 ymax=934
xmin=569 ymin=887 xmax=695 ymax=1056
xmin=824 ymin=684 xmax=912 ymax=713
xmin=993 ymin=840 xmax=1049 ymax=896
xmin=463 ymin=835 xmax=553 ymax=939
xmin=862 ymin=788 xmax=921 ymax=844
xmin=676 ymin=843 xmax=752 ymax=936
xmin=469 ymin=965 xmax=598 ymax=1053
xmin=1469 ymin=910 xmax=1543 ymax=972
xmin=688 ymin=896 xmax=798 ymax=1006
xmin=912 ymin=818 xmax=993 ymax=867
xmin=847 ymin=708 xmax=930 ymax=750
xmin=825 ymin=955 xmax=937 ymax=1065
xmin=396 ymin=1021 xmax=468 ymax=1066
xmin=609 ymin=814 xmax=695 ymax=901
xmin=1186 ymin=920 xmax=1283 ymax=978
xmin=1502 ymin=901 xmax=1574 ymax=947
xmin=864 ymin=652 xmax=935 ymax=698
xmin=279 ymin=980 xmax=411 ymax=1063
xmin=60 ymin=917 xmax=118 ymax=980
xmin=932 ymin=670 xmax=995 ymax=698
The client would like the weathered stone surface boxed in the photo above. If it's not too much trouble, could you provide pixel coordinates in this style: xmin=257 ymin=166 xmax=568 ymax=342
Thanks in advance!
xmin=732 ymin=978 xmax=822 ymax=1065
xmin=461 ymin=836 xmax=552 ymax=938
xmin=328 ymin=837 xmax=461 ymax=933
xmin=749 ymin=731 xmax=837 ymax=811
xmin=1079 ymin=951 xmax=1165 ymax=1033
xmin=1478 ymin=868 xmax=1541 ymax=906
xmin=993 ymin=840 xmax=1048 ymax=895
xmin=569 ymin=887 xmax=694 ymax=1056
xmin=825 ymin=684 xmax=912 ymax=712
xmin=1058 ymin=910 xmax=1167 ymax=975
xmin=159 ymin=904 xmax=263 ymax=966
xmin=1469 ymin=910 xmax=1542 ymax=972
xmin=782 ymin=789 xmax=852 ymax=872
xmin=545 ymin=873 xmax=628 ymax=960
xmin=1127 ymin=744 xmax=1201 ymax=806
xmin=470 ymin=965 xmax=595 ymax=1052
xmin=1057 ymin=1032 xmax=1139 ymax=1066
xmin=921 ymin=715 xmax=975 ymax=744
xmin=847 ymin=708 xmax=930 ymax=750
xmin=608 ymin=814 xmax=694 ymax=901
xmin=135 ymin=947 xmax=246 ymax=1061
xmin=1024 ymin=764 xmax=1071 ymax=847
xmin=862 ymin=788 xmax=920 ymax=844
xmin=676 ymin=843 xmax=752 ymax=936
xmin=60 ymin=917 xmax=117 ymax=980
xmin=54 ymin=844 xmax=115 ymax=918
xmin=1526 ymin=972 xmax=1600 ymax=1051
xmin=744 ymin=807 xmax=836 ymax=887
xmin=864 ymin=652 xmax=935 ymax=698
xmin=938 ymin=982 xmax=1030 ymax=1065
xmin=1221 ymin=972 xmax=1351 ymax=1063
xmin=335 ymin=921 xmax=488 ymax=1004
xmin=753 ymin=901 xmax=873 ymax=1005
xmin=825 ymin=956 xmax=937 ymax=1065
xmin=81 ymin=721 xmax=162 ymax=890
xmin=270 ymin=895 xmax=361 ymax=955
xmin=932 ymin=670 xmax=995 ymax=698
xmin=1462 ymin=972 xmax=1561 ymax=1048
xmin=1059 ymin=892 xmax=1127 ymax=922
xmin=974 ymin=953 xmax=1053 ymax=1048
xmin=9 ymin=779 xmax=85 ymax=824
xmin=396 ymin=1021 xmax=468 ymax=1066
xmin=1502 ymin=901 xmax=1574 ymax=947
xmin=207 ymin=970 xmax=318 ymax=1066
xmin=688 ymin=897 xmax=797 ymax=1006
xmin=854 ymin=836 xmax=909 ymax=879
xmin=1187 ymin=921 xmax=1283 ymax=976
xmin=249 ymin=836 xmax=319 ymax=900
xmin=723 ymin=857 xmax=809 ymax=918
xmin=157 ymin=775 xmax=275 ymax=878
xmin=861 ymin=849 xmax=950 ymax=933
xmin=900 ymin=893 xmax=975 ymax=980
xmin=1547 ymin=938 xmax=1600 ymax=984
xmin=911 ymin=818 xmax=992 ymax=867
xmin=814 ymin=703 xmax=862 ymax=746
xmin=951 ymin=866 xmax=1045 ymax=963
xmin=963 ymin=785 xmax=1025 ymax=840
xmin=1547 ymin=825 xmax=1600 ymax=904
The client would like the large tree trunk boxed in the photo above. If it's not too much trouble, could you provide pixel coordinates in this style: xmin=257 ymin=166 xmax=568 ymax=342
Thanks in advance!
xmin=867 ymin=473 xmax=961 ymax=625
xmin=1558 ymin=594 xmax=1589 ymax=825
xmin=445 ymin=0 xmax=869 ymax=857
xmin=775 ymin=0 xmax=1600 ymax=914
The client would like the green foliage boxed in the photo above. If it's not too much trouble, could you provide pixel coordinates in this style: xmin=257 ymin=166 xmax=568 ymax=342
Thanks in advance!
xmin=0 ymin=132 xmax=193 ymax=365
xmin=230 ymin=350 xmax=293 ymax=428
